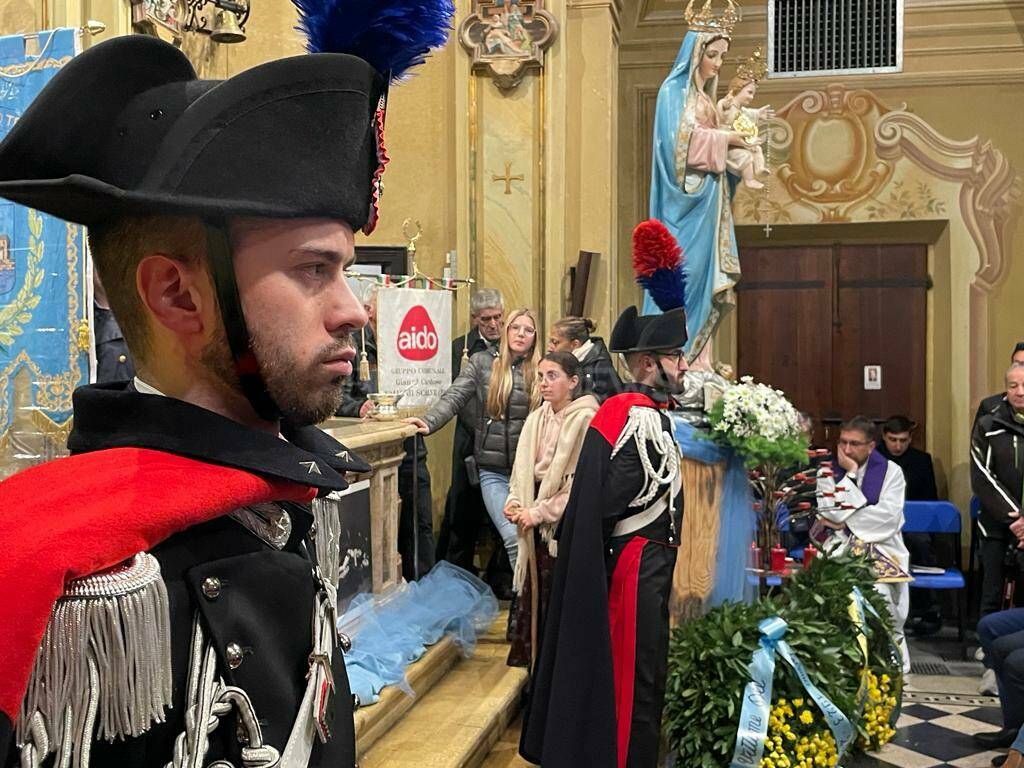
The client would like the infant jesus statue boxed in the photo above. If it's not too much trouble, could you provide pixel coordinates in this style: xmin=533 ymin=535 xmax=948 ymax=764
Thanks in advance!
xmin=717 ymin=48 xmax=774 ymax=189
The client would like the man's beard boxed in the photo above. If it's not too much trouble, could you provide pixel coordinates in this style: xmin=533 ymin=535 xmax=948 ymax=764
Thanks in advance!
xmin=202 ymin=324 xmax=352 ymax=425
xmin=655 ymin=361 xmax=686 ymax=395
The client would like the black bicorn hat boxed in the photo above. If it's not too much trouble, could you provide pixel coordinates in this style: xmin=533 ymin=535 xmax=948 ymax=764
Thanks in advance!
xmin=609 ymin=305 xmax=688 ymax=354
xmin=0 ymin=0 xmax=455 ymax=421
xmin=0 ymin=36 xmax=386 ymax=233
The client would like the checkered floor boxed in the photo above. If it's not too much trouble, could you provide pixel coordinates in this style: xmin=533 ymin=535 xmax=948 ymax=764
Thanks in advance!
xmin=849 ymin=694 xmax=1007 ymax=768
xmin=843 ymin=622 xmax=1009 ymax=768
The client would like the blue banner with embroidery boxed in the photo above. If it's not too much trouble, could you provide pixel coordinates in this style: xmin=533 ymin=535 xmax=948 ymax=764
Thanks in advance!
xmin=730 ymin=616 xmax=856 ymax=768
xmin=0 ymin=28 xmax=86 ymax=475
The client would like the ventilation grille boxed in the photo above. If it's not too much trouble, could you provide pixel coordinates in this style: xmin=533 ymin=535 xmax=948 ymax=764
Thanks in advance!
xmin=768 ymin=0 xmax=902 ymax=77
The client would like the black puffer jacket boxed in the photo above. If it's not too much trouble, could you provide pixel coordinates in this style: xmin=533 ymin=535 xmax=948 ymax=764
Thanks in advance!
xmin=423 ymin=350 xmax=533 ymax=472
xmin=576 ymin=337 xmax=622 ymax=403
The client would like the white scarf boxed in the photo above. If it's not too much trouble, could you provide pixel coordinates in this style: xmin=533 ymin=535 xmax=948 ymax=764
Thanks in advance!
xmin=510 ymin=394 xmax=599 ymax=592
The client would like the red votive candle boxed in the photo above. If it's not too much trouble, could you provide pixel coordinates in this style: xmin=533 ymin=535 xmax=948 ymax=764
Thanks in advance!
xmin=771 ymin=546 xmax=787 ymax=573
xmin=803 ymin=544 xmax=818 ymax=569
xmin=750 ymin=542 xmax=761 ymax=570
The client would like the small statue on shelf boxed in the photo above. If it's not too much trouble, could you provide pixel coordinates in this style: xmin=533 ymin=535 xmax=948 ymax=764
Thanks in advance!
xmin=717 ymin=46 xmax=773 ymax=189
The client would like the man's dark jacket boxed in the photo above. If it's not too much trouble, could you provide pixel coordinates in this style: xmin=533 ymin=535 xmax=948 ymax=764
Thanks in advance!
xmin=880 ymin=445 xmax=938 ymax=501
xmin=971 ymin=398 xmax=1024 ymax=538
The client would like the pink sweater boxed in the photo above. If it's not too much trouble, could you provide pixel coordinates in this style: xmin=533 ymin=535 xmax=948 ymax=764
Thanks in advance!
xmin=527 ymin=405 xmax=570 ymax=525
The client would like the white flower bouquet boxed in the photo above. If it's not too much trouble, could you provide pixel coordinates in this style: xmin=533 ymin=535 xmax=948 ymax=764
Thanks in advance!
xmin=708 ymin=376 xmax=807 ymax=468
xmin=707 ymin=377 xmax=812 ymax=575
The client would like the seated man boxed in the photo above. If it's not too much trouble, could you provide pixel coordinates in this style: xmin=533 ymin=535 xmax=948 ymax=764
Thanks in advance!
xmin=879 ymin=415 xmax=942 ymax=636
xmin=974 ymin=512 xmax=1024 ymax=754
xmin=975 ymin=604 xmax=1024 ymax=752
xmin=815 ymin=415 xmax=911 ymax=673
xmin=1004 ymin=724 xmax=1024 ymax=768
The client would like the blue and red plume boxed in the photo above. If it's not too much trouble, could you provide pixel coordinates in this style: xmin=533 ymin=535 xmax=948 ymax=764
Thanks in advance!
xmin=632 ymin=218 xmax=686 ymax=312
xmin=292 ymin=0 xmax=456 ymax=82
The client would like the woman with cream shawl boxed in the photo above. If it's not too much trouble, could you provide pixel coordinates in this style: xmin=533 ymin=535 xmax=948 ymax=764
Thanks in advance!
xmin=504 ymin=351 xmax=599 ymax=667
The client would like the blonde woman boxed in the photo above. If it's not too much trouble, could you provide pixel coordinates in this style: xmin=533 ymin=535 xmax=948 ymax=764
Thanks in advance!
xmin=407 ymin=308 xmax=541 ymax=571
xmin=505 ymin=351 xmax=598 ymax=668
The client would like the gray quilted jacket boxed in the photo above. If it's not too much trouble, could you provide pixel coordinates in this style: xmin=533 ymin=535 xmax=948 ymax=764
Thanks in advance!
xmin=423 ymin=349 xmax=532 ymax=472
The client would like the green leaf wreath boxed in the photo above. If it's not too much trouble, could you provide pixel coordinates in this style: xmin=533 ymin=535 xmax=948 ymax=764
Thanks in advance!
xmin=663 ymin=554 xmax=903 ymax=767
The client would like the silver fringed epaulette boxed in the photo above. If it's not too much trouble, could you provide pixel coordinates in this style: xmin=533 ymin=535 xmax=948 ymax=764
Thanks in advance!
xmin=17 ymin=552 xmax=172 ymax=768
xmin=610 ymin=405 xmax=680 ymax=508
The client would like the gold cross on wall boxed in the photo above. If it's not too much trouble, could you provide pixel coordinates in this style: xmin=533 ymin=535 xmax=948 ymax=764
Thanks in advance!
xmin=491 ymin=161 xmax=524 ymax=195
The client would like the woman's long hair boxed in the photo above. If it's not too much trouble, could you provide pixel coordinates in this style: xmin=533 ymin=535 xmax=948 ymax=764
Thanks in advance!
xmin=485 ymin=308 xmax=541 ymax=420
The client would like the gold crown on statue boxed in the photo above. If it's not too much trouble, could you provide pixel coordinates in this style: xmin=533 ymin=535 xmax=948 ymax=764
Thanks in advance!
xmin=684 ymin=0 xmax=740 ymax=36
xmin=736 ymin=45 xmax=768 ymax=83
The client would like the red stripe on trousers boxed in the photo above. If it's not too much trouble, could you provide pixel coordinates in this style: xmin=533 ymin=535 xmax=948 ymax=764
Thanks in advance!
xmin=608 ymin=536 xmax=648 ymax=768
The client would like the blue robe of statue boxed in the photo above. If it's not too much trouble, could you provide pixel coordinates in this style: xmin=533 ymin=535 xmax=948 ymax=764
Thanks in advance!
xmin=645 ymin=30 xmax=741 ymax=361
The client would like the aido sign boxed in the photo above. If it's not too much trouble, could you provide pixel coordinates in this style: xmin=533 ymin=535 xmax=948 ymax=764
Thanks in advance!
xmin=376 ymin=287 xmax=451 ymax=408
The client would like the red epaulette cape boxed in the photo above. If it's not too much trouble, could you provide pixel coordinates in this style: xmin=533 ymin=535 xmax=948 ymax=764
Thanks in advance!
xmin=0 ymin=447 xmax=316 ymax=749
xmin=520 ymin=392 xmax=656 ymax=768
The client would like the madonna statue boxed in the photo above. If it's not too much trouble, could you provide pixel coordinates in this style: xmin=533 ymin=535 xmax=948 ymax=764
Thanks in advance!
xmin=646 ymin=3 xmax=746 ymax=364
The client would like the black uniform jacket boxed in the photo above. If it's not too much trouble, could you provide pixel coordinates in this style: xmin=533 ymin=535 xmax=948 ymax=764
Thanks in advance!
xmin=971 ymin=398 xmax=1024 ymax=538
xmin=5 ymin=381 xmax=370 ymax=768
xmin=520 ymin=385 xmax=679 ymax=768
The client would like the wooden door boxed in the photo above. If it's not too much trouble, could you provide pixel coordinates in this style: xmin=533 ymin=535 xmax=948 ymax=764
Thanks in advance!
xmin=735 ymin=246 xmax=834 ymax=430
xmin=736 ymin=244 xmax=928 ymax=448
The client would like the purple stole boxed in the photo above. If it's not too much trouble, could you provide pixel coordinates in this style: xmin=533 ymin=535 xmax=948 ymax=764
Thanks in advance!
xmin=835 ymin=449 xmax=888 ymax=504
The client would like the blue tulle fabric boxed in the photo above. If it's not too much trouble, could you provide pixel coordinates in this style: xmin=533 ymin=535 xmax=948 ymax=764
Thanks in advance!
xmin=338 ymin=561 xmax=499 ymax=705
xmin=671 ymin=415 xmax=757 ymax=606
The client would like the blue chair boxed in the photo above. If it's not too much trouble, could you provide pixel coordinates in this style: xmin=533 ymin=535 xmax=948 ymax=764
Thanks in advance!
xmin=904 ymin=500 xmax=967 ymax=641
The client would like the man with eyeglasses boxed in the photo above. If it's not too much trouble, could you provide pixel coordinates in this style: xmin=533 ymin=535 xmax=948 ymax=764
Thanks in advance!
xmin=522 ymin=303 xmax=688 ymax=768
xmin=815 ymin=415 xmax=911 ymax=673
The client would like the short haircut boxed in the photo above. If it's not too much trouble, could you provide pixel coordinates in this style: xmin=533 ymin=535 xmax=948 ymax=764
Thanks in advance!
xmin=841 ymin=415 xmax=877 ymax=442
xmin=551 ymin=316 xmax=596 ymax=344
xmin=541 ymin=350 xmax=580 ymax=379
xmin=470 ymin=288 xmax=503 ymax=315
xmin=1013 ymin=342 xmax=1024 ymax=358
xmin=1006 ymin=362 xmax=1024 ymax=380
xmin=882 ymin=415 xmax=915 ymax=435
xmin=87 ymin=215 xmax=207 ymax=364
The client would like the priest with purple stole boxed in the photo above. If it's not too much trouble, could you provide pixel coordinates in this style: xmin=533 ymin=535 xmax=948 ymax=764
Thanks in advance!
xmin=814 ymin=415 xmax=911 ymax=673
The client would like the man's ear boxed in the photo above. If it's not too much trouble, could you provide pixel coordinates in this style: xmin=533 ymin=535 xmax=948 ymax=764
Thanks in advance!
xmin=137 ymin=255 xmax=205 ymax=336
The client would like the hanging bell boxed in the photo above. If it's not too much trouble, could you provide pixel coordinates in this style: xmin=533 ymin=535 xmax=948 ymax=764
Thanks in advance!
xmin=211 ymin=9 xmax=246 ymax=43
